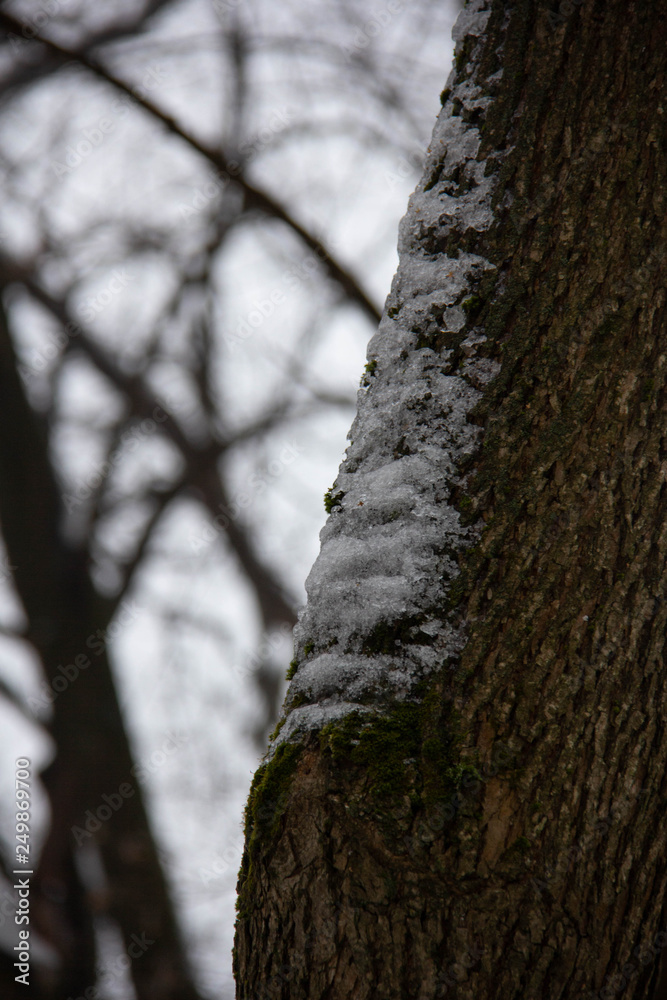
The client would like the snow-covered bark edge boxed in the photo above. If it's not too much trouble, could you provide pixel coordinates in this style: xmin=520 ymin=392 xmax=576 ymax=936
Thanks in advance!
xmin=274 ymin=0 xmax=506 ymax=747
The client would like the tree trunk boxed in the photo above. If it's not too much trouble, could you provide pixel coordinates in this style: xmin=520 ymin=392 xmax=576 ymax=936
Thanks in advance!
xmin=0 ymin=298 xmax=201 ymax=1000
xmin=234 ymin=1 xmax=667 ymax=997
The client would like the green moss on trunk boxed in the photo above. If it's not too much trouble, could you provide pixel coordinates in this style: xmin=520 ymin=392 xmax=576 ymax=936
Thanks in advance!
xmin=237 ymin=741 xmax=302 ymax=919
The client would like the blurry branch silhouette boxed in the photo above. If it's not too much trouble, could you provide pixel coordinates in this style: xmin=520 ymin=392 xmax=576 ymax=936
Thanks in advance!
xmin=0 ymin=673 xmax=37 ymax=722
xmin=0 ymin=0 xmax=175 ymax=95
xmin=152 ymin=605 xmax=233 ymax=644
xmin=0 ymin=9 xmax=382 ymax=326
xmin=113 ymin=475 xmax=192 ymax=604
xmin=2 ymin=256 xmax=298 ymax=627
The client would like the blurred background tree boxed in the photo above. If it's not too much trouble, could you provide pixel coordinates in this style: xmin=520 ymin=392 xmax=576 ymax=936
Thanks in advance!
xmin=0 ymin=0 xmax=458 ymax=996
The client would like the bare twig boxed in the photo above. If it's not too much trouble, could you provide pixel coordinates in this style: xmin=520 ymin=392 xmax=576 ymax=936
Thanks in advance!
xmin=0 ymin=11 xmax=382 ymax=327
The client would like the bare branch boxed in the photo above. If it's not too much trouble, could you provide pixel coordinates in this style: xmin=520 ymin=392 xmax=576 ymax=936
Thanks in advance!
xmin=5 ymin=260 xmax=297 ymax=627
xmin=152 ymin=605 xmax=232 ymax=644
xmin=113 ymin=475 xmax=190 ymax=607
xmin=0 ymin=0 xmax=177 ymax=97
xmin=0 ymin=673 xmax=43 ymax=726
xmin=0 ymin=11 xmax=382 ymax=327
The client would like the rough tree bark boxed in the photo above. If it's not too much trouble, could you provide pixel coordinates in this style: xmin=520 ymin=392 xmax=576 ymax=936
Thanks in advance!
xmin=234 ymin=1 xmax=667 ymax=998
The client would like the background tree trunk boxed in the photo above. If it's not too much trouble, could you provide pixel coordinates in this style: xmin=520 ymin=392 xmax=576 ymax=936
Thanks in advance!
xmin=0 ymin=299 xmax=201 ymax=1000
xmin=234 ymin=1 xmax=667 ymax=997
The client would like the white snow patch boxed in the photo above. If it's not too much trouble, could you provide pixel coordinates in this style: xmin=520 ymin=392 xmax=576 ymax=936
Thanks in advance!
xmin=277 ymin=701 xmax=373 ymax=744
xmin=271 ymin=0 xmax=508 ymax=748
xmin=452 ymin=0 xmax=492 ymax=42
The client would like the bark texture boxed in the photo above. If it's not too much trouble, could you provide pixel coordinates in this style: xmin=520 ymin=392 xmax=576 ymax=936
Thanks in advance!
xmin=235 ymin=1 xmax=667 ymax=998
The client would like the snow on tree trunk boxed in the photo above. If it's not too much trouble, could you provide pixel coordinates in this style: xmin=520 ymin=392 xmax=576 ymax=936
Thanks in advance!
xmin=235 ymin=2 xmax=667 ymax=998
xmin=278 ymin=1 xmax=499 ymax=742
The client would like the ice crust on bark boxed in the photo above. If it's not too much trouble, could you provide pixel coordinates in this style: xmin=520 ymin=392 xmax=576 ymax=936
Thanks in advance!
xmin=275 ymin=0 xmax=501 ymax=746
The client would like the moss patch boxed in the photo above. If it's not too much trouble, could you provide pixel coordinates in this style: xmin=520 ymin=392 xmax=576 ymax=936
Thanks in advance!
xmin=324 ymin=488 xmax=345 ymax=514
xmin=461 ymin=294 xmax=483 ymax=318
xmin=269 ymin=716 xmax=286 ymax=741
xmin=361 ymin=359 xmax=378 ymax=386
xmin=237 ymin=741 xmax=303 ymax=918
xmin=319 ymin=684 xmax=465 ymax=812
xmin=245 ymin=742 xmax=302 ymax=843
